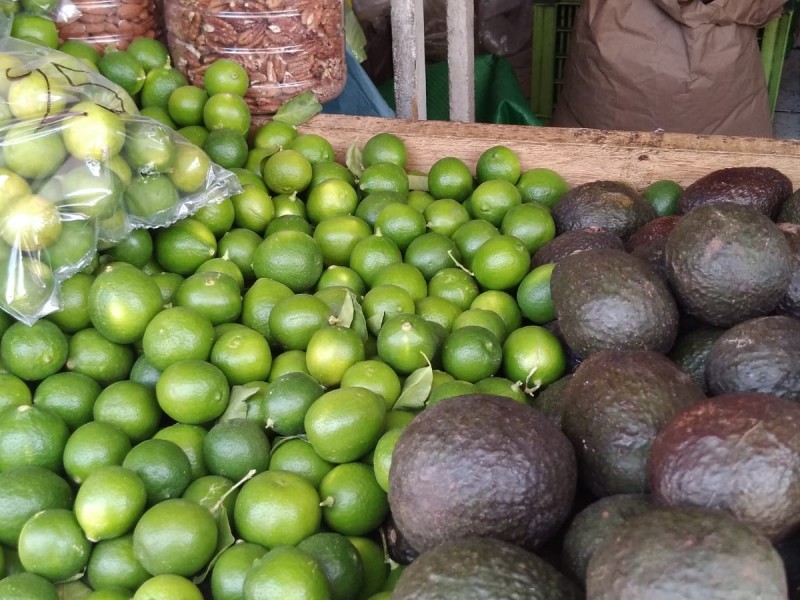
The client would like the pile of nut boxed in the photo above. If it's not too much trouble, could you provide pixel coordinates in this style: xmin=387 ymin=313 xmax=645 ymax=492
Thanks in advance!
xmin=55 ymin=0 xmax=163 ymax=50
xmin=164 ymin=0 xmax=346 ymax=115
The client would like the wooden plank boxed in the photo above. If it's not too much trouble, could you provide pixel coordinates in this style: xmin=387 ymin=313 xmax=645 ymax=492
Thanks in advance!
xmin=300 ymin=114 xmax=800 ymax=189
xmin=391 ymin=0 xmax=427 ymax=120
xmin=447 ymin=0 xmax=475 ymax=123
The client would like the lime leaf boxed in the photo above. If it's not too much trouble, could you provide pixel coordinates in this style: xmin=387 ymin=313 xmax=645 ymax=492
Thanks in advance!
xmin=349 ymin=291 xmax=368 ymax=341
xmin=219 ymin=385 xmax=260 ymax=423
xmin=56 ymin=580 xmax=93 ymax=599
xmin=346 ymin=142 xmax=364 ymax=178
xmin=192 ymin=505 xmax=236 ymax=584
xmin=394 ymin=363 xmax=433 ymax=410
xmin=408 ymin=173 xmax=428 ymax=192
xmin=367 ymin=311 xmax=385 ymax=336
xmin=337 ymin=289 xmax=355 ymax=328
xmin=273 ymin=92 xmax=322 ymax=126
xmin=269 ymin=434 xmax=309 ymax=457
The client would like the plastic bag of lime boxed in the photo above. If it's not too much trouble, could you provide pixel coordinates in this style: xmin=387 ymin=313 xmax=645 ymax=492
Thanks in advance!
xmin=0 ymin=33 xmax=241 ymax=324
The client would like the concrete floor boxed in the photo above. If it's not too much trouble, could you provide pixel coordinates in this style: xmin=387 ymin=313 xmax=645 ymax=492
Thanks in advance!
xmin=774 ymin=47 xmax=800 ymax=138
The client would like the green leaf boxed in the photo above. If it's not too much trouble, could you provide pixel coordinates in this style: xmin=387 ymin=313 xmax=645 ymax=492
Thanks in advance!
xmin=273 ymin=91 xmax=323 ymax=126
xmin=346 ymin=142 xmax=364 ymax=178
xmin=367 ymin=311 xmax=385 ymax=336
xmin=219 ymin=385 xmax=261 ymax=423
xmin=349 ymin=291 xmax=369 ymax=341
xmin=337 ymin=289 xmax=355 ymax=328
xmin=192 ymin=505 xmax=236 ymax=584
xmin=408 ymin=173 xmax=429 ymax=192
xmin=269 ymin=434 xmax=309 ymax=457
xmin=394 ymin=363 xmax=433 ymax=410
xmin=57 ymin=580 xmax=93 ymax=599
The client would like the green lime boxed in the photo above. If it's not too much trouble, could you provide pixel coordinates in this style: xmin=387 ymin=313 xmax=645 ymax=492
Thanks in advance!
xmin=18 ymin=508 xmax=90 ymax=581
xmin=262 ymin=371 xmax=325 ymax=436
xmin=140 ymin=66 xmax=188 ymax=108
xmin=643 ymin=179 xmax=683 ymax=216
xmin=86 ymin=533 xmax=150 ymax=592
xmin=502 ymin=325 xmax=566 ymax=390
xmin=74 ymin=465 xmax=147 ymax=541
xmin=253 ymin=230 xmax=323 ymax=293
xmin=471 ymin=235 xmax=530 ymax=291
xmin=62 ymin=420 xmax=132 ymax=484
xmin=92 ymin=380 xmax=162 ymax=444
xmin=304 ymin=387 xmax=386 ymax=463
xmin=268 ymin=437 xmax=334 ymax=489
xmin=123 ymin=439 xmax=193 ymax=505
xmin=427 ymin=156 xmax=473 ymax=201
xmin=441 ymin=326 xmax=503 ymax=383
xmin=240 ymin=276 xmax=293 ymax=340
xmin=373 ymin=427 xmax=403 ymax=493
xmin=0 ymin=572 xmax=58 ymax=600
xmin=374 ymin=202 xmax=427 ymax=252
xmin=10 ymin=13 xmax=58 ymax=47
xmin=428 ymin=267 xmax=479 ymax=311
xmin=349 ymin=234 xmax=403 ymax=288
xmin=517 ymin=168 xmax=569 ymax=208
xmin=0 ymin=373 xmax=32 ymax=411
xmin=517 ymin=262 xmax=556 ymax=324
xmin=1 ymin=319 xmax=67 ymax=382
xmin=358 ymin=162 xmax=409 ymax=197
xmin=233 ymin=470 xmax=321 ymax=548
xmin=313 ymin=214 xmax=372 ymax=267
xmin=211 ymin=325 xmax=272 ymax=385
xmin=124 ymin=174 xmax=180 ymax=221
xmin=203 ymin=418 xmax=271 ymax=481
xmin=66 ymin=327 xmax=135 ymax=385
xmin=203 ymin=127 xmax=249 ymax=169
xmin=33 ymin=371 xmax=101 ymax=431
xmin=133 ymin=498 xmax=217 ymax=576
xmin=288 ymin=133 xmax=335 ymax=164
xmin=500 ymin=202 xmax=556 ymax=254
xmin=98 ymin=50 xmax=146 ymax=95
xmin=153 ymin=423 xmax=209 ymax=481
xmin=174 ymin=271 xmax=242 ymax=326
xmin=376 ymin=313 xmax=437 ymax=375
xmin=242 ymin=546 xmax=329 ymax=600
xmin=362 ymin=132 xmax=408 ymax=169
xmin=132 ymin=574 xmax=204 ymax=599
xmin=156 ymin=359 xmax=230 ymax=425
xmin=0 ymin=404 xmax=69 ymax=472
xmin=218 ymin=228 xmax=263 ymax=282
xmin=298 ymin=532 xmax=364 ymax=600
xmin=319 ymin=462 xmax=389 ymax=536
xmin=252 ymin=120 xmax=297 ymax=153
xmin=349 ymin=536 xmax=390 ymax=598
xmin=211 ymin=542 xmax=267 ymax=600
xmin=127 ymin=37 xmax=170 ymax=72
xmin=476 ymin=145 xmax=521 ymax=184
xmin=340 ymin=359 xmax=402 ymax=410
xmin=403 ymin=232 xmax=461 ymax=281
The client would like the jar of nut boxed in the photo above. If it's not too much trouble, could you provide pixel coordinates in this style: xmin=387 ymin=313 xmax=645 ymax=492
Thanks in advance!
xmin=163 ymin=0 xmax=347 ymax=116
xmin=55 ymin=0 xmax=163 ymax=51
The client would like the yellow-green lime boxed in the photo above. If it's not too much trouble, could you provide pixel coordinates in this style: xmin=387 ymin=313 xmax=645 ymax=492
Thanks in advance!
xmin=348 ymin=234 xmax=403 ymax=288
xmin=0 ymin=373 xmax=32 ymax=411
xmin=354 ymin=191 xmax=406 ymax=228
xmin=516 ymin=262 xmax=556 ymax=324
xmin=374 ymin=202 xmax=427 ymax=252
xmin=373 ymin=427 xmax=403 ymax=493
xmin=203 ymin=93 xmax=251 ymax=135
xmin=262 ymin=149 xmax=313 ymax=195
xmin=362 ymin=132 xmax=408 ymax=168
xmin=403 ymin=232 xmax=461 ymax=281
xmin=74 ymin=465 xmax=147 ymax=541
xmin=471 ymin=234 xmax=530 ymax=291
xmin=349 ymin=536 xmax=390 ymax=598
xmin=427 ymin=379 xmax=478 ymax=405
xmin=268 ymin=294 xmax=332 ymax=351
xmin=252 ymin=230 xmax=323 ymax=293
xmin=517 ymin=167 xmax=569 ymax=208
xmin=233 ymin=470 xmax=321 ymax=548
xmin=18 ymin=508 xmax=91 ymax=582
xmin=376 ymin=313 xmax=438 ymax=375
xmin=340 ymin=359 xmax=402 ymax=410
xmin=502 ymin=325 xmax=566 ymax=389
xmin=428 ymin=267 xmax=479 ymax=311
xmin=133 ymin=574 xmax=204 ymax=600
xmin=167 ymin=85 xmax=208 ymax=127
xmin=177 ymin=124 xmax=209 ymax=147
xmin=252 ymin=120 xmax=297 ymax=154
xmin=316 ymin=265 xmax=367 ymax=296
xmin=476 ymin=145 xmax=521 ymax=184
xmin=211 ymin=542 xmax=268 ymax=600
xmin=10 ymin=14 xmax=58 ymax=47
xmin=1 ymin=120 xmax=66 ymax=179
xmin=240 ymin=277 xmax=293 ymax=339
xmin=140 ymin=66 xmax=188 ymax=108
xmin=169 ymin=142 xmax=213 ymax=194
xmin=85 ymin=533 xmax=150 ymax=592
xmin=470 ymin=290 xmax=523 ymax=337
xmin=358 ymin=162 xmax=409 ymax=197
xmin=230 ymin=184 xmax=274 ymax=234
xmin=267 ymin=437 xmax=334 ymax=488
xmin=6 ymin=70 xmax=67 ymax=119
xmin=58 ymin=39 xmax=101 ymax=65
xmin=310 ymin=160 xmax=356 ymax=188
xmin=174 ymin=271 xmax=242 ymax=325
xmin=182 ymin=474 xmax=238 ymax=515
xmin=313 ymin=214 xmax=373 ymax=267
xmin=0 ymin=572 xmax=58 ymax=600
xmin=66 ymin=327 xmax=135 ymax=385
xmin=424 ymin=198 xmax=470 ymax=237
xmin=304 ymin=386 xmax=386 ymax=463
xmin=92 ymin=380 xmax=162 ymax=444
xmin=133 ymin=498 xmax=218 ymax=576
xmin=33 ymin=371 xmax=101 ymax=431
xmin=99 ymin=50 xmax=146 ymax=95
xmin=500 ymin=202 xmax=556 ymax=254
xmin=218 ymin=228 xmax=263 ymax=282
xmin=210 ymin=325 xmax=272 ymax=385
xmin=475 ymin=376 xmax=528 ymax=403
xmin=0 ymin=194 xmax=62 ymax=252
xmin=441 ymin=325 xmax=503 ymax=383
xmin=62 ymin=420 xmax=132 ymax=484
xmin=156 ymin=359 xmax=229 ymax=424
xmin=427 ymin=156 xmax=473 ymax=201
xmin=319 ymin=462 xmax=388 ymax=536
xmin=142 ymin=306 xmax=215 ymax=370
xmin=194 ymin=198 xmax=236 ymax=238
xmin=414 ymin=295 xmax=462 ymax=335
xmin=242 ymin=545 xmax=329 ymax=600
xmin=288 ymin=133 xmax=335 ymax=164
xmin=306 ymin=178 xmax=360 ymax=225
xmin=451 ymin=307 xmax=508 ymax=343
xmin=1 ymin=319 xmax=67 ymax=382
xmin=305 ymin=325 xmax=366 ymax=388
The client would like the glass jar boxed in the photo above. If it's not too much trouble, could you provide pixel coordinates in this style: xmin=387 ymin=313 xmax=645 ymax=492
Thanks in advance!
xmin=164 ymin=0 xmax=347 ymax=116
xmin=55 ymin=0 xmax=163 ymax=50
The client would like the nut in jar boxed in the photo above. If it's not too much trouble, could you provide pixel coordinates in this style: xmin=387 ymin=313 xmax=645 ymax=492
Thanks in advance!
xmin=55 ymin=0 xmax=163 ymax=50
xmin=164 ymin=0 xmax=346 ymax=115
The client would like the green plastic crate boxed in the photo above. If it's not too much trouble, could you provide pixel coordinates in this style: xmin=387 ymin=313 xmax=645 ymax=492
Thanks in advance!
xmin=531 ymin=0 xmax=796 ymax=124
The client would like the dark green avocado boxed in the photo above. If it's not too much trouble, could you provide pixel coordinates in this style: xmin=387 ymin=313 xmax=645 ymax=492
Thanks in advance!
xmin=530 ymin=374 xmax=574 ymax=429
xmin=550 ymin=248 xmax=679 ymax=358
xmin=706 ymin=315 xmax=800 ymax=401
xmin=388 ymin=394 xmax=577 ymax=553
xmin=586 ymin=506 xmax=788 ymax=599
xmin=779 ymin=189 xmax=800 ymax=224
xmin=650 ymin=392 xmax=800 ymax=541
xmin=678 ymin=166 xmax=792 ymax=218
xmin=551 ymin=181 xmax=657 ymax=240
xmin=665 ymin=203 xmax=792 ymax=327
xmin=626 ymin=215 xmax=682 ymax=281
xmin=561 ymin=493 xmax=651 ymax=584
xmin=667 ymin=326 xmax=726 ymax=393
xmin=392 ymin=536 xmax=583 ymax=600
xmin=777 ymin=223 xmax=800 ymax=318
xmin=561 ymin=350 xmax=704 ymax=497
xmin=531 ymin=227 xmax=624 ymax=268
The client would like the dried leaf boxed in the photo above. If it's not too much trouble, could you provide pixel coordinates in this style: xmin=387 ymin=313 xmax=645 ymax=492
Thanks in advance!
xmin=192 ymin=505 xmax=236 ymax=584
xmin=219 ymin=385 xmax=261 ymax=423
xmin=273 ymin=91 xmax=322 ymax=126
xmin=394 ymin=364 xmax=433 ymax=410
xmin=346 ymin=142 xmax=364 ymax=178
xmin=408 ymin=173 xmax=429 ymax=192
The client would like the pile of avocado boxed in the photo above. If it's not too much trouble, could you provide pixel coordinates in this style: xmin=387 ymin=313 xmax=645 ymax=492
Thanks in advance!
xmin=389 ymin=167 xmax=800 ymax=600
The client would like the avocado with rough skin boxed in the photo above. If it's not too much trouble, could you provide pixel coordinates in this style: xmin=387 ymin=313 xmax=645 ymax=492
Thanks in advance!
xmin=550 ymin=248 xmax=679 ymax=359
xmin=531 ymin=227 xmax=624 ymax=268
xmin=665 ymin=203 xmax=792 ymax=327
xmin=551 ymin=181 xmax=657 ymax=240
xmin=650 ymin=392 xmax=800 ymax=541
xmin=626 ymin=216 xmax=682 ymax=281
xmin=667 ymin=326 xmax=726 ymax=393
xmin=530 ymin=374 xmax=573 ymax=429
xmin=382 ymin=513 xmax=419 ymax=565
xmin=779 ymin=190 xmax=800 ymax=224
xmin=678 ymin=166 xmax=792 ymax=218
xmin=543 ymin=321 xmax=583 ymax=374
xmin=705 ymin=315 xmax=800 ymax=401
xmin=778 ymin=223 xmax=800 ymax=318
xmin=561 ymin=494 xmax=651 ymax=584
xmin=561 ymin=350 xmax=704 ymax=497
xmin=388 ymin=393 xmax=577 ymax=553
xmin=392 ymin=536 xmax=583 ymax=600
xmin=586 ymin=506 xmax=788 ymax=599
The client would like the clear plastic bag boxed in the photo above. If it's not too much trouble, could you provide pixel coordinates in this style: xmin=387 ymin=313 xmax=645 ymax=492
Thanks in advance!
xmin=54 ymin=0 xmax=163 ymax=51
xmin=0 ymin=32 xmax=241 ymax=324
